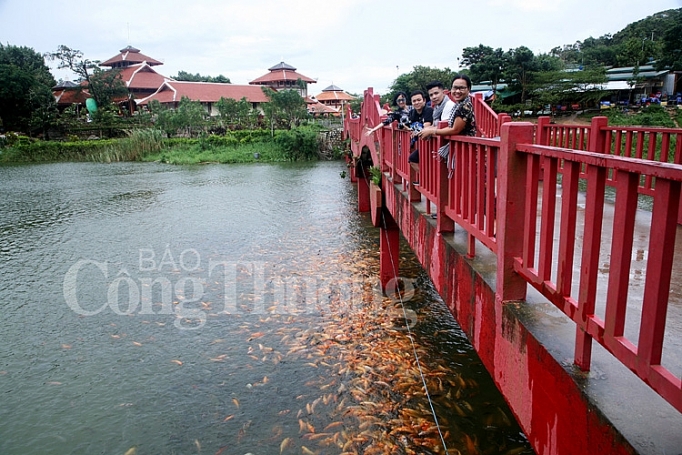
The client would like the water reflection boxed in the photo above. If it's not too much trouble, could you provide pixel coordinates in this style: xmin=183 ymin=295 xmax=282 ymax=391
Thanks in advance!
xmin=0 ymin=162 xmax=532 ymax=455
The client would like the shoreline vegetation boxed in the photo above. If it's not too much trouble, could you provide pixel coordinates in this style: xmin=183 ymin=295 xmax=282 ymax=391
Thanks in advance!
xmin=0 ymin=126 xmax=345 ymax=165
xmin=1 ymin=106 xmax=679 ymax=166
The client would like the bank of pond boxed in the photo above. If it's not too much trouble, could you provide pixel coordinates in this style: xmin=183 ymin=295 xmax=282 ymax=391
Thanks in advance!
xmin=0 ymin=127 xmax=342 ymax=164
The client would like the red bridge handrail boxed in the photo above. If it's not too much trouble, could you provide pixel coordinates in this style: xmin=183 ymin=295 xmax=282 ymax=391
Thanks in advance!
xmin=513 ymin=141 xmax=682 ymax=412
xmin=345 ymin=88 xmax=682 ymax=413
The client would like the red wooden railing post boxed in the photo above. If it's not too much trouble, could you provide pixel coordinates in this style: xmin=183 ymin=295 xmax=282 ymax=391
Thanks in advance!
xmin=589 ymin=116 xmax=609 ymax=153
xmin=536 ymin=116 xmax=550 ymax=145
xmin=497 ymin=122 xmax=534 ymax=302
xmin=437 ymin=154 xmax=454 ymax=233
xmin=391 ymin=129 xmax=401 ymax=184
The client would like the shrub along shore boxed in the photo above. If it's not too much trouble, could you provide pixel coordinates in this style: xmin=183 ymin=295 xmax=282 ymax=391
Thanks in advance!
xmin=0 ymin=126 xmax=342 ymax=164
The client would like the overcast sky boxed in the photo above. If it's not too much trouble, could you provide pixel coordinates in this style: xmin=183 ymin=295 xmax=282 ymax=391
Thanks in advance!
xmin=1 ymin=0 xmax=681 ymax=96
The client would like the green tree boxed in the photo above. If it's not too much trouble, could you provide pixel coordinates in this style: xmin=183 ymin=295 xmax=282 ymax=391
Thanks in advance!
xmin=0 ymin=44 xmax=57 ymax=134
xmin=175 ymin=96 xmax=207 ymax=136
xmin=174 ymin=71 xmax=231 ymax=83
xmin=388 ymin=65 xmax=458 ymax=102
xmin=149 ymin=100 xmax=178 ymax=138
xmin=261 ymin=87 xmax=307 ymax=131
xmin=460 ymin=45 xmax=506 ymax=91
xmin=47 ymin=45 xmax=128 ymax=110
xmin=529 ymin=67 xmax=607 ymax=117
xmin=216 ymin=96 xmax=253 ymax=128
xmin=656 ymin=17 xmax=682 ymax=71
xmin=503 ymin=46 xmax=537 ymax=103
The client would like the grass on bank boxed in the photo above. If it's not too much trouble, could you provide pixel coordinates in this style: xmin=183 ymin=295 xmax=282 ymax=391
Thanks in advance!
xmin=0 ymin=127 xmax=324 ymax=164
xmin=140 ymin=141 xmax=285 ymax=164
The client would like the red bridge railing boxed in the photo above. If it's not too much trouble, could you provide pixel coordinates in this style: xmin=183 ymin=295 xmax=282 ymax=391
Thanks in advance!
xmin=346 ymin=88 xmax=682 ymax=413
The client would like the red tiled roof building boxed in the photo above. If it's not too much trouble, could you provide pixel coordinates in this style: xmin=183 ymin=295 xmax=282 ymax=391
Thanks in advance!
xmin=100 ymin=45 xmax=163 ymax=68
xmin=315 ymin=84 xmax=355 ymax=111
xmin=136 ymin=81 xmax=270 ymax=115
xmin=249 ymin=62 xmax=316 ymax=98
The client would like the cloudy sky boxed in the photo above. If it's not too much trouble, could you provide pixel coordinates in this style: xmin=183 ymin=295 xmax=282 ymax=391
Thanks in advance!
xmin=1 ymin=0 xmax=680 ymax=96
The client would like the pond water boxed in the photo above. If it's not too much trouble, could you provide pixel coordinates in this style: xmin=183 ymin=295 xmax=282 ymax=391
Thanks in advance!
xmin=0 ymin=162 xmax=533 ymax=455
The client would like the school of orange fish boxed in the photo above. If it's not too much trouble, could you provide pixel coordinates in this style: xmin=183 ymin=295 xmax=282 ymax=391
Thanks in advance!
xmin=195 ymin=251 xmax=533 ymax=455
xmin=117 ymin=246 xmax=533 ymax=455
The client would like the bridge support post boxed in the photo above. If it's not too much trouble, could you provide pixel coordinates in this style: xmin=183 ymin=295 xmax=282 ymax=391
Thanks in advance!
xmin=379 ymin=209 xmax=400 ymax=292
xmin=357 ymin=160 xmax=370 ymax=212
xmin=497 ymin=122 xmax=534 ymax=302
xmin=436 ymin=156 xmax=454 ymax=233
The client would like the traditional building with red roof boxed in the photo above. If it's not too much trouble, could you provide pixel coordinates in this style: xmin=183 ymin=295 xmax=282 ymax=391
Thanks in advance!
xmin=100 ymin=45 xmax=163 ymax=68
xmin=315 ymin=84 xmax=355 ymax=112
xmin=249 ymin=62 xmax=316 ymax=98
xmin=52 ymin=47 xmax=323 ymax=118
xmin=52 ymin=80 xmax=90 ymax=112
xmin=136 ymin=81 xmax=270 ymax=115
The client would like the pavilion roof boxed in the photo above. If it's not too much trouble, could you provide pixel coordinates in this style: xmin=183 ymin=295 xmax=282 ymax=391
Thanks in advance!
xmin=315 ymin=90 xmax=355 ymax=101
xmin=101 ymin=46 xmax=163 ymax=67
xmin=322 ymin=84 xmax=344 ymax=92
xmin=268 ymin=61 xmax=297 ymax=71
xmin=250 ymin=62 xmax=316 ymax=85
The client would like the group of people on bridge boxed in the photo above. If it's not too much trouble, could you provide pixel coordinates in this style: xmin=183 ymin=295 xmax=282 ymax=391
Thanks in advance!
xmin=365 ymin=75 xmax=477 ymax=176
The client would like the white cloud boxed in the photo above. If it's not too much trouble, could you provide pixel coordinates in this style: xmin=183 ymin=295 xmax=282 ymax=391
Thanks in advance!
xmin=1 ymin=0 xmax=680 ymax=96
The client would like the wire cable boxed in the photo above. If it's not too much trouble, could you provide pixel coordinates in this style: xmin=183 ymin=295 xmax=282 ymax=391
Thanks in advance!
xmin=359 ymin=159 xmax=450 ymax=453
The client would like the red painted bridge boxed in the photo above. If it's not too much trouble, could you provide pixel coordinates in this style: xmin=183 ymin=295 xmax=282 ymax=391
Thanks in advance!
xmin=343 ymin=88 xmax=682 ymax=455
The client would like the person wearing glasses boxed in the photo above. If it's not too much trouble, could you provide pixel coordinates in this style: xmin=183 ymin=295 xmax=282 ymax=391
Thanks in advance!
xmin=419 ymin=75 xmax=476 ymax=175
xmin=419 ymin=75 xmax=476 ymax=141
xmin=365 ymin=91 xmax=412 ymax=136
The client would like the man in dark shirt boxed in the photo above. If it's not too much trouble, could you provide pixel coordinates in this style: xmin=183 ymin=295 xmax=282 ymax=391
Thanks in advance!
xmin=407 ymin=90 xmax=433 ymax=164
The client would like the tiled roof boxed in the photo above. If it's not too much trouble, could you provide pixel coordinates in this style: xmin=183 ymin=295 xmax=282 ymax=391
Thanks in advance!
xmin=118 ymin=63 xmax=170 ymax=90
xmin=249 ymin=69 xmax=316 ymax=84
xmin=315 ymin=90 xmax=355 ymax=101
xmin=136 ymin=81 xmax=271 ymax=105
xmin=53 ymin=88 xmax=90 ymax=105
xmin=52 ymin=80 xmax=79 ymax=90
xmin=268 ymin=61 xmax=297 ymax=71
xmin=307 ymin=101 xmax=339 ymax=114
xmin=322 ymin=84 xmax=343 ymax=92
xmin=101 ymin=47 xmax=163 ymax=67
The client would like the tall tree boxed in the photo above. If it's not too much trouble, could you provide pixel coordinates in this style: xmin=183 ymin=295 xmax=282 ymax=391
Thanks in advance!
xmin=656 ymin=18 xmax=682 ymax=71
xmin=47 ymin=45 xmax=128 ymax=110
xmin=0 ymin=44 xmax=57 ymax=134
xmin=460 ymin=45 xmax=506 ymax=95
xmin=529 ymin=67 xmax=607 ymax=117
xmin=216 ymin=96 xmax=256 ymax=129
xmin=504 ymin=46 xmax=537 ymax=103
xmin=388 ymin=65 xmax=458 ymax=103
xmin=261 ymin=87 xmax=307 ymax=131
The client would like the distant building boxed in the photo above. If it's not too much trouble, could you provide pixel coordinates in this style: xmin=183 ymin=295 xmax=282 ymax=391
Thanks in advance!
xmin=314 ymin=84 xmax=355 ymax=112
xmin=52 ymin=80 xmax=90 ymax=112
xmin=52 ymin=48 xmax=326 ymax=117
xmin=249 ymin=62 xmax=316 ymax=98
xmin=100 ymin=45 xmax=164 ymax=69
xmin=136 ymin=81 xmax=270 ymax=114
xmin=304 ymin=96 xmax=340 ymax=117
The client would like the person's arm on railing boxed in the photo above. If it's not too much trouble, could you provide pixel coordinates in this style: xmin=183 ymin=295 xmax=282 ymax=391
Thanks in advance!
xmin=419 ymin=116 xmax=467 ymax=139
